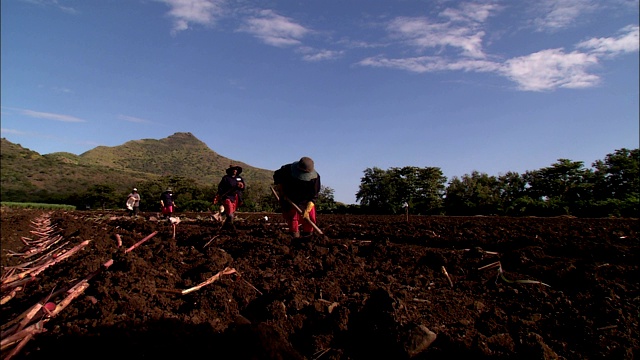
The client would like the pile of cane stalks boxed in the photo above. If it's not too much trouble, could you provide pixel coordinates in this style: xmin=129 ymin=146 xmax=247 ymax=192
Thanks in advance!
xmin=0 ymin=212 xmax=244 ymax=360
xmin=0 ymin=213 xmax=149 ymax=359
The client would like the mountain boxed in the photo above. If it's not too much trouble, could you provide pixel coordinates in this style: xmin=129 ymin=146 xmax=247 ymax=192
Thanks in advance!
xmin=0 ymin=133 xmax=274 ymax=203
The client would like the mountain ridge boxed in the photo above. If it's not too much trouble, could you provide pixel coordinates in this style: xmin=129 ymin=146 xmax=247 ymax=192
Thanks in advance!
xmin=0 ymin=132 xmax=274 ymax=203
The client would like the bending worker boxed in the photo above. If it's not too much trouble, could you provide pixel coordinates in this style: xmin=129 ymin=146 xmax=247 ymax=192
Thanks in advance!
xmin=273 ymin=156 xmax=320 ymax=238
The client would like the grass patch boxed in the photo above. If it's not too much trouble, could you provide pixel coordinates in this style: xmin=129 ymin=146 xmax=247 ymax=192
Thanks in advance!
xmin=1 ymin=202 xmax=76 ymax=210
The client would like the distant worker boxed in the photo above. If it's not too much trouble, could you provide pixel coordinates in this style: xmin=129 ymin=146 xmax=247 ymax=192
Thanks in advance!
xmin=126 ymin=188 xmax=141 ymax=217
xmin=160 ymin=188 xmax=176 ymax=219
xmin=273 ymin=156 xmax=320 ymax=238
xmin=214 ymin=165 xmax=245 ymax=230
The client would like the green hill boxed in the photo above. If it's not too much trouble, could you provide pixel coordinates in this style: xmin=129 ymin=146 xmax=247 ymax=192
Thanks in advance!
xmin=0 ymin=133 xmax=274 ymax=203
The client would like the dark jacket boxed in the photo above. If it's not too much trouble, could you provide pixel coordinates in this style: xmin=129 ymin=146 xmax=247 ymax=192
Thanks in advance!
xmin=273 ymin=163 xmax=320 ymax=210
xmin=217 ymin=174 xmax=244 ymax=202
xmin=160 ymin=191 xmax=174 ymax=206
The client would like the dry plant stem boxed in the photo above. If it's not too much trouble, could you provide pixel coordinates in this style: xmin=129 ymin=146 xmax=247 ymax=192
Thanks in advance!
xmin=498 ymin=268 xmax=551 ymax=287
xmin=0 ymin=286 xmax=23 ymax=305
xmin=2 ymin=230 xmax=154 ymax=343
xmin=47 ymin=281 xmax=90 ymax=318
xmin=239 ymin=278 xmax=263 ymax=295
xmin=15 ymin=303 xmax=44 ymax=333
xmin=181 ymin=267 xmax=237 ymax=295
xmin=126 ymin=231 xmax=158 ymax=253
xmin=0 ymin=268 xmax=16 ymax=283
xmin=312 ymin=348 xmax=331 ymax=360
xmin=30 ymin=240 xmax=91 ymax=275
xmin=1 ymin=277 xmax=35 ymax=293
xmin=441 ymin=266 xmax=454 ymax=287
xmin=479 ymin=261 xmax=551 ymax=287
xmin=1 ymin=321 xmax=46 ymax=354
xmin=156 ymin=288 xmax=183 ymax=295
xmin=20 ymin=241 xmax=72 ymax=268
xmin=203 ymin=236 xmax=219 ymax=248
xmin=24 ymin=235 xmax=65 ymax=258
xmin=597 ymin=325 xmax=618 ymax=330
xmin=2 ymin=332 xmax=35 ymax=360
xmin=1 ymin=240 xmax=91 ymax=285
xmin=478 ymin=261 xmax=501 ymax=271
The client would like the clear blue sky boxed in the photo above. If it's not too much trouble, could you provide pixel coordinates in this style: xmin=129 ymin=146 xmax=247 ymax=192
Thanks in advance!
xmin=2 ymin=0 xmax=638 ymax=204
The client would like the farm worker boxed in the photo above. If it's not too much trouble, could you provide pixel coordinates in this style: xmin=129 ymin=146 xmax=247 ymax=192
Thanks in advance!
xmin=214 ymin=164 xmax=245 ymax=230
xmin=273 ymin=156 xmax=320 ymax=238
xmin=127 ymin=188 xmax=141 ymax=217
xmin=160 ymin=188 xmax=176 ymax=219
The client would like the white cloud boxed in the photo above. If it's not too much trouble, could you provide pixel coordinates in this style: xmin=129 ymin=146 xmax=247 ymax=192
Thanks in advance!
xmin=20 ymin=0 xmax=78 ymax=14
xmin=52 ymin=86 xmax=73 ymax=94
xmin=386 ymin=18 xmax=486 ymax=59
xmin=118 ymin=115 xmax=152 ymax=124
xmin=17 ymin=109 xmax=86 ymax=122
xmin=239 ymin=10 xmax=310 ymax=47
xmin=577 ymin=25 xmax=640 ymax=56
xmin=383 ymin=3 xmax=500 ymax=59
xmin=532 ymin=0 xmax=597 ymax=31
xmin=159 ymin=0 xmax=226 ymax=35
xmin=502 ymin=48 xmax=600 ymax=91
xmin=297 ymin=47 xmax=344 ymax=62
xmin=0 ymin=128 xmax=28 ymax=135
xmin=440 ymin=3 xmax=501 ymax=24
xmin=358 ymin=55 xmax=500 ymax=73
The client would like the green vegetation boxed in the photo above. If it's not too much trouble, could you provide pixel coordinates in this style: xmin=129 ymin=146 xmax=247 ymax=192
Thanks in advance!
xmin=1 ymin=202 xmax=76 ymax=210
xmin=2 ymin=133 xmax=636 ymax=217
xmin=356 ymin=148 xmax=639 ymax=218
xmin=0 ymin=133 xmax=338 ymax=213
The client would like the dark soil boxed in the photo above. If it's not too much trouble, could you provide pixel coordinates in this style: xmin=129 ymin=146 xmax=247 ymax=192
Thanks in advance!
xmin=1 ymin=208 xmax=638 ymax=359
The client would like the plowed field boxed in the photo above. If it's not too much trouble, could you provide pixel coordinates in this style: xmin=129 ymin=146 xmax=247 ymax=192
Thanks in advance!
xmin=1 ymin=208 xmax=638 ymax=359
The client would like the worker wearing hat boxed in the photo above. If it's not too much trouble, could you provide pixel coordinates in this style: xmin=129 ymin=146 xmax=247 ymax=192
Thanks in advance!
xmin=127 ymin=188 xmax=141 ymax=217
xmin=273 ymin=157 xmax=321 ymax=238
xmin=160 ymin=188 xmax=176 ymax=219
xmin=214 ymin=164 xmax=245 ymax=230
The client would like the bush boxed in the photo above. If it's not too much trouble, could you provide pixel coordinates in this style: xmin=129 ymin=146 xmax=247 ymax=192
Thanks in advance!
xmin=179 ymin=199 xmax=213 ymax=212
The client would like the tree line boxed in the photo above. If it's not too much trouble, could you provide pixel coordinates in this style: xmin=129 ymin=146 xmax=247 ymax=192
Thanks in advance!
xmin=356 ymin=148 xmax=638 ymax=217
xmin=22 ymin=148 xmax=638 ymax=218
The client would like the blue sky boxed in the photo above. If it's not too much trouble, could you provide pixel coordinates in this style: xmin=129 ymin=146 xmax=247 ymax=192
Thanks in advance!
xmin=1 ymin=0 xmax=638 ymax=204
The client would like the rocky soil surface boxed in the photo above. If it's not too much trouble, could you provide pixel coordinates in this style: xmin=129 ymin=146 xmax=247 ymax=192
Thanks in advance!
xmin=1 ymin=208 xmax=638 ymax=359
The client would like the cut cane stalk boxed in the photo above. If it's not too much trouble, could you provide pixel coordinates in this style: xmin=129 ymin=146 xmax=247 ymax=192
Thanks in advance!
xmin=2 ymin=229 xmax=156 ymax=357
xmin=479 ymin=261 xmax=550 ymax=287
xmin=159 ymin=267 xmax=237 ymax=295
xmin=0 ymin=321 xmax=46 ymax=354
xmin=312 ymin=348 xmax=332 ymax=360
xmin=126 ymin=231 xmax=158 ymax=253
xmin=497 ymin=268 xmax=550 ymax=287
xmin=478 ymin=261 xmax=501 ymax=271
xmin=203 ymin=235 xmax=220 ymax=249
xmin=15 ymin=303 xmax=44 ymax=333
xmin=3 ymin=332 xmax=35 ymax=360
xmin=2 ymin=240 xmax=90 ymax=285
xmin=181 ymin=267 xmax=236 ymax=294
xmin=47 ymin=281 xmax=90 ymax=318
xmin=441 ymin=266 xmax=454 ymax=288
xmin=15 ymin=241 xmax=70 ymax=268
xmin=1 ymin=277 xmax=35 ymax=293
xmin=240 ymin=278 xmax=263 ymax=295
xmin=0 ymin=286 xmax=23 ymax=305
